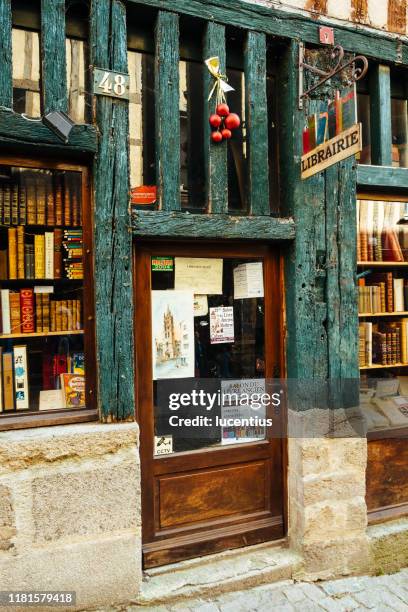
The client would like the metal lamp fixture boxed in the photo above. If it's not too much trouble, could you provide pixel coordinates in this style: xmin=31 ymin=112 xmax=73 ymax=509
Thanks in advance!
xmin=42 ymin=110 xmax=75 ymax=143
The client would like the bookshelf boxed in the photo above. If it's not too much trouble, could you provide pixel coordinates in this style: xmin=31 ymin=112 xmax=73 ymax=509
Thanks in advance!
xmin=0 ymin=330 xmax=84 ymax=339
xmin=0 ymin=159 xmax=93 ymax=420
xmin=358 ymin=261 xmax=408 ymax=267
xmin=357 ymin=195 xmax=408 ymax=435
xmin=359 ymin=312 xmax=408 ymax=317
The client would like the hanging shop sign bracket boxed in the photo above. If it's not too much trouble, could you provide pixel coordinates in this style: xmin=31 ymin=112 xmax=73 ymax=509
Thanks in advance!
xmin=298 ymin=41 xmax=368 ymax=109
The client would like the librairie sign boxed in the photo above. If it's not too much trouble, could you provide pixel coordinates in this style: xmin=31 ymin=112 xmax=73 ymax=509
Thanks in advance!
xmin=301 ymin=123 xmax=362 ymax=179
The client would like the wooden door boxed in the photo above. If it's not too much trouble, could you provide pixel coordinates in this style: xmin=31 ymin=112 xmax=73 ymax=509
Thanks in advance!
xmin=134 ymin=242 xmax=285 ymax=568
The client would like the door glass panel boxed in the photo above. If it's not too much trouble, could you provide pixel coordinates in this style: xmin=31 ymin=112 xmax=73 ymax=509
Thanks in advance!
xmin=151 ymin=256 xmax=269 ymax=454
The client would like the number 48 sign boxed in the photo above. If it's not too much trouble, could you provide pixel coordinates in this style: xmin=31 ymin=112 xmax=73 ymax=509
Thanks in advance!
xmin=93 ymin=67 xmax=130 ymax=100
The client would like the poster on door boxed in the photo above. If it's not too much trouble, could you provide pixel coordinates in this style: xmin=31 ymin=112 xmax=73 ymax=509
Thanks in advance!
xmin=209 ymin=306 xmax=234 ymax=344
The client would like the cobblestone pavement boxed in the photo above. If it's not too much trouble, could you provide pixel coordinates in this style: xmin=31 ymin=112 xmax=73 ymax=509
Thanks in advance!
xmin=122 ymin=569 xmax=408 ymax=611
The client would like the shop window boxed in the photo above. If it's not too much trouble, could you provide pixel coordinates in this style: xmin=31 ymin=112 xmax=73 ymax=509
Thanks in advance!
xmin=12 ymin=28 xmax=41 ymax=116
xmin=66 ymin=37 xmax=88 ymax=123
xmin=128 ymin=50 xmax=156 ymax=192
xmin=357 ymin=93 xmax=371 ymax=165
xmin=128 ymin=13 xmax=278 ymax=214
xmin=357 ymin=195 xmax=408 ymax=430
xmin=0 ymin=159 xmax=95 ymax=430
xmin=226 ymin=67 xmax=247 ymax=212
xmin=391 ymin=98 xmax=408 ymax=168
xmin=179 ymin=60 xmax=206 ymax=210
xmin=357 ymin=194 xmax=408 ymax=521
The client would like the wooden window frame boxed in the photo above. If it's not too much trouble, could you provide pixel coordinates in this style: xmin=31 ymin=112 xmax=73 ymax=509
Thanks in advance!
xmin=0 ymin=154 xmax=97 ymax=432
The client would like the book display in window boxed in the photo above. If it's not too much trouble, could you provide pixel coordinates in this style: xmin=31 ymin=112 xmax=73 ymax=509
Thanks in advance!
xmin=0 ymin=163 xmax=90 ymax=417
xmin=358 ymin=196 xmax=408 ymax=433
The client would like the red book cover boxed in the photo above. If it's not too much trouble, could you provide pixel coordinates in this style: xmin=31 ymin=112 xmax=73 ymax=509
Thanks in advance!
xmin=20 ymin=288 xmax=35 ymax=333
xmin=302 ymin=127 xmax=311 ymax=154
xmin=42 ymin=350 xmax=54 ymax=390
xmin=53 ymin=354 xmax=67 ymax=386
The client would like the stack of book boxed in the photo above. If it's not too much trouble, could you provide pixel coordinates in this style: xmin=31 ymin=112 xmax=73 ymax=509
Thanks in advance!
xmin=359 ymin=320 xmax=408 ymax=367
xmin=0 ymin=170 xmax=82 ymax=227
xmin=2 ymin=227 xmax=64 ymax=280
xmin=0 ymin=346 xmax=85 ymax=412
xmin=302 ymin=89 xmax=357 ymax=154
xmin=358 ymin=273 xmax=408 ymax=313
xmin=0 ymin=288 xmax=81 ymax=335
xmin=63 ymin=230 xmax=83 ymax=279
xmin=357 ymin=199 xmax=408 ymax=262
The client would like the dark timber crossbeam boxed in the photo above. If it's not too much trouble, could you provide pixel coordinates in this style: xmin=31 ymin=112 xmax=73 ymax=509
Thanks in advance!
xmin=0 ymin=108 xmax=97 ymax=152
xmin=357 ymin=165 xmax=408 ymax=190
xmin=128 ymin=0 xmax=408 ymax=65
xmin=132 ymin=210 xmax=295 ymax=241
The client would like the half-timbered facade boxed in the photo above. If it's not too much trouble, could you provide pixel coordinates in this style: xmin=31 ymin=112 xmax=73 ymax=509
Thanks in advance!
xmin=0 ymin=0 xmax=407 ymax=608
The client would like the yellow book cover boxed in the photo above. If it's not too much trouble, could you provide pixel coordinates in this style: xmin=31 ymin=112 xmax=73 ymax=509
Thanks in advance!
xmin=35 ymin=293 xmax=43 ymax=333
xmin=34 ymin=234 xmax=45 ymax=279
xmin=403 ymin=319 xmax=408 ymax=364
xmin=56 ymin=300 xmax=62 ymax=332
xmin=60 ymin=373 xmax=85 ymax=408
xmin=36 ymin=175 xmax=46 ymax=225
xmin=50 ymin=300 xmax=56 ymax=332
xmin=61 ymin=299 xmax=68 ymax=331
xmin=17 ymin=226 xmax=25 ymax=279
xmin=8 ymin=227 xmax=17 ymax=280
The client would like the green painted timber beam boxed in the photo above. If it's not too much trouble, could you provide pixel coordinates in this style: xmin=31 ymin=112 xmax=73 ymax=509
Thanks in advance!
xmin=370 ymin=65 xmax=392 ymax=167
xmin=127 ymin=0 xmax=408 ymax=65
xmin=90 ymin=0 xmax=135 ymax=422
xmin=245 ymin=31 xmax=269 ymax=216
xmin=132 ymin=209 xmax=294 ymax=240
xmin=0 ymin=107 xmax=97 ymax=152
xmin=155 ymin=11 xmax=181 ymax=211
xmin=357 ymin=165 xmax=408 ymax=190
xmin=0 ymin=0 xmax=12 ymax=108
xmin=41 ymin=0 xmax=68 ymax=114
xmin=204 ymin=21 xmax=228 ymax=213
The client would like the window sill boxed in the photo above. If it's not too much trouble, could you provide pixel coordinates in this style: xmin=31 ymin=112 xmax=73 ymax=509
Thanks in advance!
xmin=357 ymin=164 xmax=408 ymax=190
xmin=0 ymin=408 xmax=98 ymax=431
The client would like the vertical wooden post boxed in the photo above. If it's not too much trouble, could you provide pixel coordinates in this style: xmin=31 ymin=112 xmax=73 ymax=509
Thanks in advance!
xmin=90 ymin=0 xmax=135 ymax=421
xmin=203 ymin=22 xmax=228 ymax=213
xmin=279 ymin=41 xmax=328 ymax=380
xmin=41 ymin=0 xmax=68 ymax=114
xmin=370 ymin=64 xmax=392 ymax=166
xmin=155 ymin=11 xmax=180 ymax=211
xmin=0 ymin=0 xmax=12 ymax=108
xmin=325 ymin=160 xmax=359 ymax=382
xmin=244 ymin=31 xmax=269 ymax=215
xmin=279 ymin=40 xmax=359 ymax=399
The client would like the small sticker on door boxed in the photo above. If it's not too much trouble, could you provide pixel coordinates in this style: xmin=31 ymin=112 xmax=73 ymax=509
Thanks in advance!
xmin=154 ymin=435 xmax=173 ymax=456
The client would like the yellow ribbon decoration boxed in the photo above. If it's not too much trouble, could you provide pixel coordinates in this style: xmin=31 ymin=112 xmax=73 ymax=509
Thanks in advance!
xmin=205 ymin=56 xmax=234 ymax=107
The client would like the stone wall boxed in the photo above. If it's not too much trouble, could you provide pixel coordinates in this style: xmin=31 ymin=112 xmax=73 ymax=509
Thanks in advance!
xmin=0 ymin=423 xmax=141 ymax=611
xmin=288 ymin=431 xmax=370 ymax=581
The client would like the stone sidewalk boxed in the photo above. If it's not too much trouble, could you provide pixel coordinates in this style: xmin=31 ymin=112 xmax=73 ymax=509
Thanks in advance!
xmin=113 ymin=569 xmax=408 ymax=611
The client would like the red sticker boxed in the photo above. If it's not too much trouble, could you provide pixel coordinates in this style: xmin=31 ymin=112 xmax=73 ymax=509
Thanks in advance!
xmin=131 ymin=185 xmax=157 ymax=205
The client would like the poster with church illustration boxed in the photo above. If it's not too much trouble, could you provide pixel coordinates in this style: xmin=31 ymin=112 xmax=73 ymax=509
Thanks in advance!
xmin=152 ymin=290 xmax=195 ymax=380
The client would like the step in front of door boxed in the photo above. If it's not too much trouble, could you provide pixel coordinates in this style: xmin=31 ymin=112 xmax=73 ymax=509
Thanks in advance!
xmin=134 ymin=540 xmax=302 ymax=607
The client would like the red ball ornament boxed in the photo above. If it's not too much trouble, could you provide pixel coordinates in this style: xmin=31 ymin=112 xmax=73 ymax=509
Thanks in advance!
xmin=224 ymin=113 xmax=241 ymax=130
xmin=221 ymin=128 xmax=232 ymax=140
xmin=209 ymin=113 xmax=222 ymax=128
xmin=216 ymin=103 xmax=230 ymax=117
xmin=211 ymin=131 xmax=223 ymax=143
